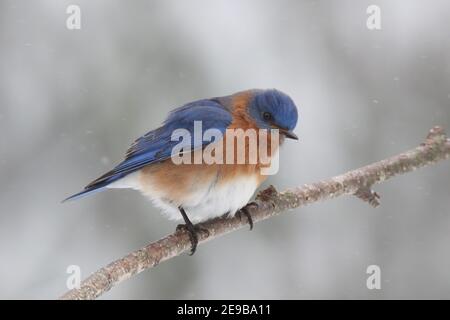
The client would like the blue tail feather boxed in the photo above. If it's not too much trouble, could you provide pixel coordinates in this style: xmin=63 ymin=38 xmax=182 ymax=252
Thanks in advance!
xmin=62 ymin=171 xmax=127 ymax=203
xmin=62 ymin=185 xmax=108 ymax=202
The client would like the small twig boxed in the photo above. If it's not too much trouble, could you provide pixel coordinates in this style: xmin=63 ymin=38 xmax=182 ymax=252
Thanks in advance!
xmin=60 ymin=126 xmax=450 ymax=300
xmin=354 ymin=186 xmax=381 ymax=207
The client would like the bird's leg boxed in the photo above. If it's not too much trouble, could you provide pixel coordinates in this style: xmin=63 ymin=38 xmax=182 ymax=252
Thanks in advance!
xmin=222 ymin=211 xmax=231 ymax=218
xmin=176 ymin=207 xmax=209 ymax=255
xmin=236 ymin=202 xmax=258 ymax=230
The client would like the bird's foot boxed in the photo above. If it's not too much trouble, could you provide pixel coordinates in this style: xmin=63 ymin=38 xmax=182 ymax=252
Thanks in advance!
xmin=176 ymin=223 xmax=209 ymax=255
xmin=236 ymin=202 xmax=258 ymax=230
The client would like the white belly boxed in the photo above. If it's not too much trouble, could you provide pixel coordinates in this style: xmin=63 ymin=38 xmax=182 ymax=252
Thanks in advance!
xmin=181 ymin=175 xmax=259 ymax=223
xmin=108 ymin=171 xmax=260 ymax=223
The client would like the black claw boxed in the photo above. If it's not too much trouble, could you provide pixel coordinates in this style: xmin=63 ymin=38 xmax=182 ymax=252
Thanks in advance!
xmin=179 ymin=224 xmax=210 ymax=255
xmin=237 ymin=206 xmax=255 ymax=230
xmin=177 ymin=222 xmax=199 ymax=255
xmin=186 ymin=225 xmax=199 ymax=255
xmin=177 ymin=207 xmax=209 ymax=255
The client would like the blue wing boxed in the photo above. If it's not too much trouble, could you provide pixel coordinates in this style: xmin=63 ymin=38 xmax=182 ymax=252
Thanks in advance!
xmin=64 ymin=99 xmax=232 ymax=201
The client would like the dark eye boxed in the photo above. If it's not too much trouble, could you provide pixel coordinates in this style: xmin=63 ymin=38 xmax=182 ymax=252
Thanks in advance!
xmin=262 ymin=112 xmax=272 ymax=121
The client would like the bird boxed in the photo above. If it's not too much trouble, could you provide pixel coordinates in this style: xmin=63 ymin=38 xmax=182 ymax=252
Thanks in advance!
xmin=64 ymin=89 xmax=299 ymax=254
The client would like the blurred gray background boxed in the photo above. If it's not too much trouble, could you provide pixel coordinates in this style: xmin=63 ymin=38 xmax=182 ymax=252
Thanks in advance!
xmin=1 ymin=0 xmax=450 ymax=299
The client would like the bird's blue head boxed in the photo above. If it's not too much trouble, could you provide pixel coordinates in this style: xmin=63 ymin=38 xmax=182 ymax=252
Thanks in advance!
xmin=248 ymin=89 xmax=299 ymax=140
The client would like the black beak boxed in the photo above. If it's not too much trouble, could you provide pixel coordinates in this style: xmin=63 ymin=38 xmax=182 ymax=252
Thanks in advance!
xmin=280 ymin=129 xmax=299 ymax=140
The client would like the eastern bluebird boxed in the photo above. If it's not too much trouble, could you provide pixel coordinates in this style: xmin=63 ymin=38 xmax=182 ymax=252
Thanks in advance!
xmin=65 ymin=89 xmax=299 ymax=254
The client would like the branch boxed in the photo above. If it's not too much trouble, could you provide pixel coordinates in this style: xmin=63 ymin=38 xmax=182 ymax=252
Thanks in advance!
xmin=60 ymin=126 xmax=450 ymax=300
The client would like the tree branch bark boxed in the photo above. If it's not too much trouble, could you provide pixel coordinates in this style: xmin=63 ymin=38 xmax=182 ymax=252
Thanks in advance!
xmin=60 ymin=126 xmax=450 ymax=300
